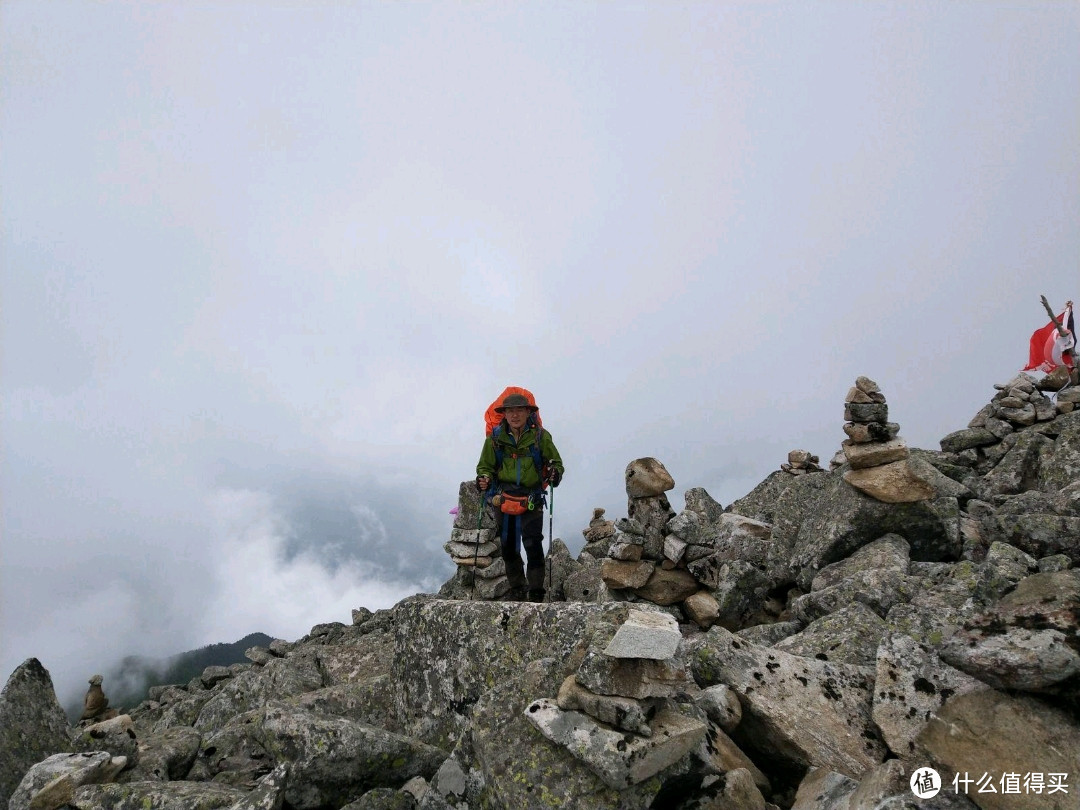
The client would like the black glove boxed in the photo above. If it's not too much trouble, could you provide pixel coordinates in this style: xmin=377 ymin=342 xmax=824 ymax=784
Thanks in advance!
xmin=548 ymin=468 xmax=562 ymax=487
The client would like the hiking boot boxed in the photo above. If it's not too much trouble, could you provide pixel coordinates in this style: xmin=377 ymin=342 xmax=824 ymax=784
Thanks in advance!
xmin=527 ymin=589 xmax=546 ymax=603
xmin=505 ymin=586 xmax=528 ymax=602
xmin=526 ymin=565 xmax=547 ymax=593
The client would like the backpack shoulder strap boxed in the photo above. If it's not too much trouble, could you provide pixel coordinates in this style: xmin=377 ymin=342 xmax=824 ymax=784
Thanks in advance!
xmin=491 ymin=424 xmax=505 ymax=471
xmin=527 ymin=417 xmax=545 ymax=483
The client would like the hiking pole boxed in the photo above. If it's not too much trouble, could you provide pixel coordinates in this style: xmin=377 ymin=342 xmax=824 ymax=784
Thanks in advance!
xmin=546 ymin=484 xmax=554 ymax=596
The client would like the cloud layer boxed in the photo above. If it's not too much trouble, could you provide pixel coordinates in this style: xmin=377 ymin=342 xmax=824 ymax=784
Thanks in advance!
xmin=2 ymin=2 xmax=1077 ymax=708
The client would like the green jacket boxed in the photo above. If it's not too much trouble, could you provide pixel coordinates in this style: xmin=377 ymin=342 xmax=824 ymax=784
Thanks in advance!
xmin=476 ymin=424 xmax=564 ymax=491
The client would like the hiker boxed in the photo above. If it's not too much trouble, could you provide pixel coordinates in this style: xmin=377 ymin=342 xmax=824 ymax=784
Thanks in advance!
xmin=476 ymin=391 xmax=564 ymax=602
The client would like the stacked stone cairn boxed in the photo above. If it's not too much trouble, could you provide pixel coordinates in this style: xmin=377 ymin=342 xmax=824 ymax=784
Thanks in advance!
xmin=524 ymin=607 xmax=708 ymax=790
xmin=598 ymin=459 xmax=694 ymax=612
xmin=580 ymin=458 xmax=779 ymax=632
xmin=441 ymin=482 xmax=509 ymax=600
xmin=840 ymin=376 xmax=935 ymax=504
xmin=780 ymin=449 xmax=822 ymax=475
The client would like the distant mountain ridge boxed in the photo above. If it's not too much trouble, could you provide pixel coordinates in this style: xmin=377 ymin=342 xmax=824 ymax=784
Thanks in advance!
xmin=63 ymin=631 xmax=272 ymax=722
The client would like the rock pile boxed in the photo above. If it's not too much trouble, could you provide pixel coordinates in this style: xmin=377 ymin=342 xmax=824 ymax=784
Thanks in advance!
xmin=780 ymin=450 xmax=822 ymax=475
xmin=4 ymin=371 xmax=1080 ymax=810
xmin=578 ymin=458 xmax=781 ymax=633
xmin=941 ymin=372 xmax=1080 ymax=496
xmin=598 ymin=460 xmax=701 ymax=615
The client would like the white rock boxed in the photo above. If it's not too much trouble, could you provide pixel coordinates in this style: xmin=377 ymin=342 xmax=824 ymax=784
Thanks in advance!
xmin=603 ymin=609 xmax=681 ymax=660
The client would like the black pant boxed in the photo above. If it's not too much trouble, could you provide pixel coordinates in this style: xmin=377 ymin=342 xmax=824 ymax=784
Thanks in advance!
xmin=500 ymin=508 xmax=545 ymax=589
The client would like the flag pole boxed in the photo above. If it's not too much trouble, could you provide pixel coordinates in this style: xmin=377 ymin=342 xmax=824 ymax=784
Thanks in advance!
xmin=1039 ymin=295 xmax=1078 ymax=378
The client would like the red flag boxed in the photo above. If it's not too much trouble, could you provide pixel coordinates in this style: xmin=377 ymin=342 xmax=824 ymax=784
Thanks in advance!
xmin=1024 ymin=307 xmax=1075 ymax=372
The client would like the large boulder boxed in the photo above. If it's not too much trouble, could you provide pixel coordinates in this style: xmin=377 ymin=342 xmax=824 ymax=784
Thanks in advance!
xmin=790 ymin=767 xmax=858 ymax=810
xmin=938 ymin=569 xmax=1080 ymax=691
xmin=9 ymin=752 xmax=129 ymax=810
xmin=986 ymin=511 xmax=1080 ymax=564
xmin=791 ymin=535 xmax=913 ymax=622
xmin=726 ymin=471 xmax=798 ymax=524
xmin=253 ymin=704 xmax=445 ymax=810
xmin=188 ymin=717 xmax=273 ymax=790
xmin=189 ymin=703 xmax=444 ymax=808
xmin=871 ymin=633 xmax=987 ymax=759
xmin=977 ymin=431 xmax=1054 ymax=498
xmin=774 ymin=602 xmax=886 ymax=666
xmin=286 ymin=679 xmax=400 ymax=735
xmin=315 ymin=631 xmax=395 ymax=687
xmin=390 ymin=599 xmax=638 ymax=749
xmin=917 ymin=690 xmax=1080 ymax=810
xmin=116 ymin=726 xmax=201 ymax=782
xmin=709 ymin=514 xmax=774 ymax=567
xmin=193 ymin=652 xmax=324 ymax=731
xmin=707 ymin=560 xmax=772 ymax=630
xmin=229 ymin=764 xmax=289 ymax=810
xmin=769 ymin=473 xmax=959 ymax=590
xmin=72 ymin=715 xmax=139 ymax=765
xmin=681 ymin=488 xmax=725 ymax=524
xmin=134 ymin=686 xmax=213 ymax=734
xmin=692 ymin=627 xmax=886 ymax=778
xmin=0 ymin=659 xmax=72 ymax=808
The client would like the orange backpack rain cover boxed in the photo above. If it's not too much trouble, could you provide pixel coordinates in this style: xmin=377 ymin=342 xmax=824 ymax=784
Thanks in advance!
xmin=484 ymin=386 xmax=543 ymax=436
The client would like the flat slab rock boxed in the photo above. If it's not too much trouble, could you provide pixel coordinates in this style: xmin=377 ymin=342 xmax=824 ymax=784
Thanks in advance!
xmin=603 ymin=609 xmax=681 ymax=660
xmin=556 ymin=675 xmax=654 ymax=736
xmin=524 ymin=698 xmax=705 ymax=790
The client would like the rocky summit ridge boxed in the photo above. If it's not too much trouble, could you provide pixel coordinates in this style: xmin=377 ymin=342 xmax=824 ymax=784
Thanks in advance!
xmin=3 ymin=374 xmax=1080 ymax=810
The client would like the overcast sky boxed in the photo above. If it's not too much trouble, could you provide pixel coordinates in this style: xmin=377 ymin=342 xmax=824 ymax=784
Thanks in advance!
xmin=2 ymin=2 xmax=1077 ymax=708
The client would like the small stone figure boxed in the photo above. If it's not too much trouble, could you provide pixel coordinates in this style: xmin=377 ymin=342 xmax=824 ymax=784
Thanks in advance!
xmin=79 ymin=674 xmax=109 ymax=723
